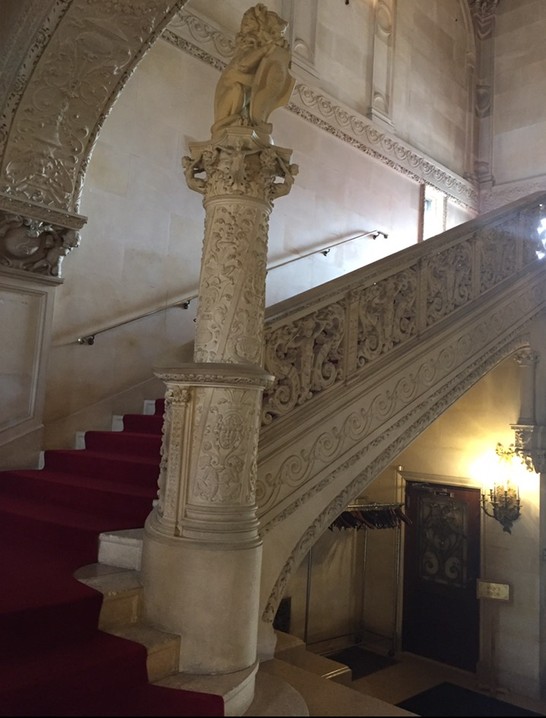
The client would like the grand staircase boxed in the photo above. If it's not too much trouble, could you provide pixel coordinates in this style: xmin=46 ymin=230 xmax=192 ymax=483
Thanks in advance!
xmin=1 ymin=191 xmax=546 ymax=715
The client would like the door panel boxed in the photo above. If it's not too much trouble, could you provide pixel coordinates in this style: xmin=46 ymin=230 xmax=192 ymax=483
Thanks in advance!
xmin=402 ymin=481 xmax=480 ymax=671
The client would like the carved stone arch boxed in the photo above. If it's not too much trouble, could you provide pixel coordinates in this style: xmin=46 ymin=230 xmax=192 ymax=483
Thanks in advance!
xmin=261 ymin=330 xmax=531 ymax=624
xmin=0 ymin=0 xmax=190 ymax=220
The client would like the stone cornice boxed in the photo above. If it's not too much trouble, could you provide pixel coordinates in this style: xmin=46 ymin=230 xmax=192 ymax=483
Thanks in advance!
xmin=164 ymin=9 xmax=478 ymax=212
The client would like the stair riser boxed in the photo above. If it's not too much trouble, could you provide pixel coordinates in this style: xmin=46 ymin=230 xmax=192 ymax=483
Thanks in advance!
xmin=0 ymin=474 xmax=154 ymax=517
xmin=122 ymin=414 xmax=164 ymax=434
xmin=44 ymin=451 xmax=160 ymax=484
xmin=84 ymin=431 xmax=162 ymax=458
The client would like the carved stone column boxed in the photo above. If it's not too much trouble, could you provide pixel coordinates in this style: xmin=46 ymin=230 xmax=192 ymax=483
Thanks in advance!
xmin=469 ymin=0 xmax=499 ymax=188
xmin=367 ymin=0 xmax=396 ymax=130
xmin=140 ymin=6 xmax=298 ymax=691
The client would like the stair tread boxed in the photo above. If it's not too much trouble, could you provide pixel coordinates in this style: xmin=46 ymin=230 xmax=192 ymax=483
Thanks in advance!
xmin=110 ymin=623 xmax=180 ymax=652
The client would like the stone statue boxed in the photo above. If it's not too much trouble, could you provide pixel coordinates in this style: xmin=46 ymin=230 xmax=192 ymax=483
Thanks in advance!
xmin=211 ymin=3 xmax=295 ymax=137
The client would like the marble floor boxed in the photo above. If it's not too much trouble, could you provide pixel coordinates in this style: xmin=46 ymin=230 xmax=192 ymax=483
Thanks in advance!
xmin=350 ymin=651 xmax=546 ymax=716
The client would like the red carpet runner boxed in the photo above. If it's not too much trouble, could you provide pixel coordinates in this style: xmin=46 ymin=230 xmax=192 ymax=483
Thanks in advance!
xmin=0 ymin=399 xmax=224 ymax=716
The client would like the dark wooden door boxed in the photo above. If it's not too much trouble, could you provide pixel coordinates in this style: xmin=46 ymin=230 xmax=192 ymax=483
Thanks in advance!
xmin=402 ymin=480 xmax=480 ymax=671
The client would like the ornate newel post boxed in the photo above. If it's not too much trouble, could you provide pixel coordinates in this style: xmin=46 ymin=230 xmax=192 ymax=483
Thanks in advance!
xmin=140 ymin=1 xmax=297 ymax=688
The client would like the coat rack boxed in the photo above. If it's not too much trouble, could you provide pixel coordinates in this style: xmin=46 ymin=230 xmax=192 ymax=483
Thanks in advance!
xmin=327 ymin=501 xmax=409 ymax=656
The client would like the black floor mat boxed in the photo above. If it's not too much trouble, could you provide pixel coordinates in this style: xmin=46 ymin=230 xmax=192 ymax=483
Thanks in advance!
xmin=327 ymin=645 xmax=397 ymax=680
xmin=396 ymin=682 xmax=543 ymax=717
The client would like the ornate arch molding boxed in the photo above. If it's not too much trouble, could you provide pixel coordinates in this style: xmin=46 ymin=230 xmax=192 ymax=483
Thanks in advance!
xmin=0 ymin=0 xmax=189 ymax=226
xmin=261 ymin=318 xmax=539 ymax=623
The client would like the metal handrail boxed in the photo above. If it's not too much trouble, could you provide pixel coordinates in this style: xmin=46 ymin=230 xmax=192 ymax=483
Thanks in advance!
xmin=266 ymin=229 xmax=388 ymax=273
xmin=76 ymin=229 xmax=388 ymax=345
xmin=76 ymin=294 xmax=198 ymax=345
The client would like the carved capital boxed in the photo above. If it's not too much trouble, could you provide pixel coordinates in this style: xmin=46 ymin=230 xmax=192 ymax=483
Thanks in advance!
xmin=468 ymin=0 xmax=500 ymax=40
xmin=0 ymin=209 xmax=80 ymax=277
xmin=183 ymin=128 xmax=297 ymax=203
xmin=514 ymin=348 xmax=539 ymax=368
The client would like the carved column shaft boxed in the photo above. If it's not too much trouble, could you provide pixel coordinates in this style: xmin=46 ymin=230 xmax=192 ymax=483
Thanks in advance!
xmin=515 ymin=348 xmax=539 ymax=425
xmin=194 ymin=195 xmax=270 ymax=365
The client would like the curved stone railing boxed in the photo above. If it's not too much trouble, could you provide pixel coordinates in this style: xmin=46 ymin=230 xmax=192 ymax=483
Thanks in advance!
xmin=261 ymin=191 xmax=546 ymax=428
xmin=256 ymin=191 xmax=546 ymax=626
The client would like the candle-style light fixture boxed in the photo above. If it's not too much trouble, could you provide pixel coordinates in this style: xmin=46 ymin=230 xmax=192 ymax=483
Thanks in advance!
xmin=481 ymin=443 xmax=521 ymax=534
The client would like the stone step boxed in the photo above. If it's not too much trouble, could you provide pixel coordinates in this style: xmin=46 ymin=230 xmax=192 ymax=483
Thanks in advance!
xmin=74 ymin=563 xmax=143 ymax=629
xmin=98 ymin=527 xmax=144 ymax=571
xmin=74 ymin=563 xmax=180 ymax=684
xmin=110 ymin=622 xmax=180 ymax=683
xmin=274 ymin=631 xmax=352 ymax=686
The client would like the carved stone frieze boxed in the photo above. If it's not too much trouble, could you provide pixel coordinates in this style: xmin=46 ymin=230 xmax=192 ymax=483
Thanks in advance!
xmin=0 ymin=209 xmax=80 ymax=277
xmin=0 ymin=0 xmax=188 ymax=212
xmin=288 ymin=86 xmax=478 ymax=210
xmin=356 ymin=267 xmax=417 ymax=366
xmin=191 ymin=386 xmax=261 ymax=506
xmin=262 ymin=302 xmax=345 ymax=424
xmin=258 ymin=284 xmax=539 ymax=519
xmin=424 ymin=240 xmax=473 ymax=327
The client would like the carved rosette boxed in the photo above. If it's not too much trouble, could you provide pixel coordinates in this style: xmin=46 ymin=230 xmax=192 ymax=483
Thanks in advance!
xmin=0 ymin=208 xmax=80 ymax=277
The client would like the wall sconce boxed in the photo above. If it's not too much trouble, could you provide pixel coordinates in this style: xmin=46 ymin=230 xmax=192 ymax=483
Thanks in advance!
xmin=481 ymin=443 xmax=521 ymax=534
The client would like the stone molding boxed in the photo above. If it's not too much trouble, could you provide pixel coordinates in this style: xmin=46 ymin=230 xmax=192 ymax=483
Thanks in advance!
xmin=481 ymin=176 xmax=546 ymax=213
